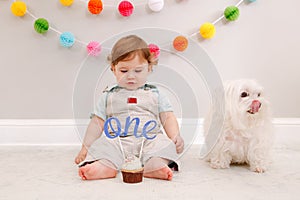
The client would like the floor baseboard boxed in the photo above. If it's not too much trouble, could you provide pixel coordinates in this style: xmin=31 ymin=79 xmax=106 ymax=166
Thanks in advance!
xmin=0 ymin=118 xmax=299 ymax=146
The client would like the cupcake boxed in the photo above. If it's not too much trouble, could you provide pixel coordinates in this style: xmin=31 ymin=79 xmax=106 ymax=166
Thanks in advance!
xmin=121 ymin=156 xmax=144 ymax=183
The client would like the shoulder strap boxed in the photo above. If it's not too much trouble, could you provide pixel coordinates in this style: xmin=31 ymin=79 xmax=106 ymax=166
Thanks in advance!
xmin=144 ymin=83 xmax=157 ymax=90
xmin=102 ymin=84 xmax=121 ymax=93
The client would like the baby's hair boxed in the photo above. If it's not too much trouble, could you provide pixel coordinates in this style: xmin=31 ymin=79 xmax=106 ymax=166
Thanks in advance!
xmin=108 ymin=35 xmax=158 ymax=70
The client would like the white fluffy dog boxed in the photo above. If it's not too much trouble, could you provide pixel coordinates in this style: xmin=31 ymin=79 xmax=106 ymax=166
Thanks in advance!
xmin=204 ymin=79 xmax=273 ymax=173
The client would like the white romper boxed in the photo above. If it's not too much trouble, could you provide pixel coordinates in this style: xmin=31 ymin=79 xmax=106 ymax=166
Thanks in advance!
xmin=80 ymin=84 xmax=180 ymax=170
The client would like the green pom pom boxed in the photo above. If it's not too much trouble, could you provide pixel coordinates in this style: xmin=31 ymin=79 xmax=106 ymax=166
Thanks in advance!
xmin=224 ymin=6 xmax=240 ymax=21
xmin=34 ymin=18 xmax=49 ymax=34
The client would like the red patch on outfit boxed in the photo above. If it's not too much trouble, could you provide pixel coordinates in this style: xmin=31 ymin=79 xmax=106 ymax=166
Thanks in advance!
xmin=127 ymin=97 xmax=137 ymax=104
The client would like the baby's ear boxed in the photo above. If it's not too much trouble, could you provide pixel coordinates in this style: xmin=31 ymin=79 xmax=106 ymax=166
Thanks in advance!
xmin=148 ymin=64 xmax=153 ymax=72
xmin=110 ymin=65 xmax=115 ymax=71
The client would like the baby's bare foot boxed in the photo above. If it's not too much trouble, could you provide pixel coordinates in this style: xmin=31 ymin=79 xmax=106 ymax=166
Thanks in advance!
xmin=144 ymin=166 xmax=173 ymax=181
xmin=78 ymin=161 xmax=117 ymax=180
xmin=75 ymin=149 xmax=87 ymax=164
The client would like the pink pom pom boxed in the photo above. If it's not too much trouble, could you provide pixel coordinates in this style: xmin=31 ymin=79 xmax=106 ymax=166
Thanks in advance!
xmin=148 ymin=43 xmax=160 ymax=58
xmin=87 ymin=41 xmax=101 ymax=56
xmin=118 ymin=1 xmax=134 ymax=17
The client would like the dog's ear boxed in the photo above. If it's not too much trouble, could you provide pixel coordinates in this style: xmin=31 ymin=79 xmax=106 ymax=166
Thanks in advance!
xmin=224 ymin=80 xmax=250 ymax=129
xmin=224 ymin=81 xmax=240 ymax=114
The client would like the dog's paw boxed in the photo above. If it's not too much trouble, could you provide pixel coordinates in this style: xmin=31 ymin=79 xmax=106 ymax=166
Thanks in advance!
xmin=251 ymin=166 xmax=266 ymax=173
xmin=210 ymin=161 xmax=230 ymax=169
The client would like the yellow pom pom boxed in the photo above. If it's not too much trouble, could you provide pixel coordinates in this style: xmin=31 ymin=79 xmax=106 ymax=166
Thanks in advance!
xmin=10 ymin=1 xmax=27 ymax=17
xmin=59 ymin=0 xmax=74 ymax=7
xmin=199 ymin=23 xmax=216 ymax=39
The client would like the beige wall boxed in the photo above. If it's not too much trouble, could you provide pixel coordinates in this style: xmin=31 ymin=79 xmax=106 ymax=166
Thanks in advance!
xmin=0 ymin=0 xmax=299 ymax=119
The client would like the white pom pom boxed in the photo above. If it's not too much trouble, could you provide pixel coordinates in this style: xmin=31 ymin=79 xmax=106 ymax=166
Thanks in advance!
xmin=148 ymin=0 xmax=164 ymax=12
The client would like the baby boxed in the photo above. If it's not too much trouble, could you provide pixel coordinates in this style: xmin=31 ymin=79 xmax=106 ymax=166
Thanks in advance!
xmin=75 ymin=35 xmax=184 ymax=181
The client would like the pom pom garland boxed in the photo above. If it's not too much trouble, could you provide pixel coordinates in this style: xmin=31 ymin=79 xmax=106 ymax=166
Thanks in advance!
xmin=59 ymin=0 xmax=74 ymax=7
xmin=173 ymin=36 xmax=188 ymax=51
xmin=148 ymin=44 xmax=160 ymax=58
xmin=87 ymin=41 xmax=102 ymax=56
xmin=224 ymin=6 xmax=240 ymax=21
xmin=9 ymin=0 xmax=257 ymax=53
xmin=199 ymin=23 xmax=216 ymax=39
xmin=34 ymin=18 xmax=49 ymax=34
xmin=59 ymin=32 xmax=75 ymax=48
xmin=88 ymin=0 xmax=103 ymax=15
xmin=148 ymin=0 xmax=164 ymax=12
xmin=10 ymin=1 xmax=27 ymax=17
xmin=118 ymin=1 xmax=134 ymax=17
xmin=197 ymin=0 xmax=250 ymax=39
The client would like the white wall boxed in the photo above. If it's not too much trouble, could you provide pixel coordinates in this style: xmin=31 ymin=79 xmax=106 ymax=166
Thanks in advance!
xmin=0 ymin=0 xmax=299 ymax=119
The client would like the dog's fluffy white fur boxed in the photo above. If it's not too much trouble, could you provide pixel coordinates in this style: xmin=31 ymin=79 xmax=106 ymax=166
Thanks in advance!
xmin=204 ymin=79 xmax=273 ymax=173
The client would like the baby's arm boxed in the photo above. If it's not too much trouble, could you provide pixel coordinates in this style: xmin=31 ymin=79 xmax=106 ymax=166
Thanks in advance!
xmin=159 ymin=112 xmax=184 ymax=154
xmin=75 ymin=115 xmax=104 ymax=164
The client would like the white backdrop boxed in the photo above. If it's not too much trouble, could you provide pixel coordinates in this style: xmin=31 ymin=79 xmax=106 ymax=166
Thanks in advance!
xmin=0 ymin=0 xmax=299 ymax=119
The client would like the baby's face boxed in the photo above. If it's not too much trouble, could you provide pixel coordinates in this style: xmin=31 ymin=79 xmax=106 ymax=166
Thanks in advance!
xmin=113 ymin=55 xmax=150 ymax=90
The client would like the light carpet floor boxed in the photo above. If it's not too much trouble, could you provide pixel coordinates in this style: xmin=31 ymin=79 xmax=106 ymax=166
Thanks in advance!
xmin=0 ymin=144 xmax=299 ymax=200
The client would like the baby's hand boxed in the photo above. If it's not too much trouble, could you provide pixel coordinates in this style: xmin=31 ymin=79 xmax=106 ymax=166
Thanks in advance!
xmin=172 ymin=135 xmax=184 ymax=154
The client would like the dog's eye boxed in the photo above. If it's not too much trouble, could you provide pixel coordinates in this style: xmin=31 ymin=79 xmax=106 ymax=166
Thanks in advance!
xmin=258 ymin=93 xmax=261 ymax=97
xmin=241 ymin=92 xmax=249 ymax=98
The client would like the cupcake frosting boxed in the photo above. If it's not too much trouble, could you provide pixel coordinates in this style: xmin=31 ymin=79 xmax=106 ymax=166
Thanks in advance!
xmin=122 ymin=156 xmax=142 ymax=170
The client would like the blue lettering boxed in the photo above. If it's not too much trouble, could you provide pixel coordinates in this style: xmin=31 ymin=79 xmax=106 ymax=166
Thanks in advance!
xmin=104 ymin=117 xmax=121 ymax=139
xmin=103 ymin=117 xmax=157 ymax=140
xmin=123 ymin=116 xmax=140 ymax=137
xmin=142 ymin=120 xmax=157 ymax=140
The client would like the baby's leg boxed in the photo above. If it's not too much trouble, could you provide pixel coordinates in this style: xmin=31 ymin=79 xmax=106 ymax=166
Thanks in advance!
xmin=75 ymin=146 xmax=88 ymax=164
xmin=78 ymin=159 xmax=117 ymax=180
xmin=143 ymin=157 xmax=173 ymax=181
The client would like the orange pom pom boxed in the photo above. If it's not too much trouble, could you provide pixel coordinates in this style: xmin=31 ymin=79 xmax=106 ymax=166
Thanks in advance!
xmin=173 ymin=36 xmax=188 ymax=51
xmin=88 ymin=0 xmax=103 ymax=15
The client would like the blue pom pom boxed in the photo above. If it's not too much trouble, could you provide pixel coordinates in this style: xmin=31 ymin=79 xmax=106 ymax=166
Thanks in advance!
xmin=59 ymin=32 xmax=75 ymax=47
xmin=248 ymin=0 xmax=256 ymax=2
